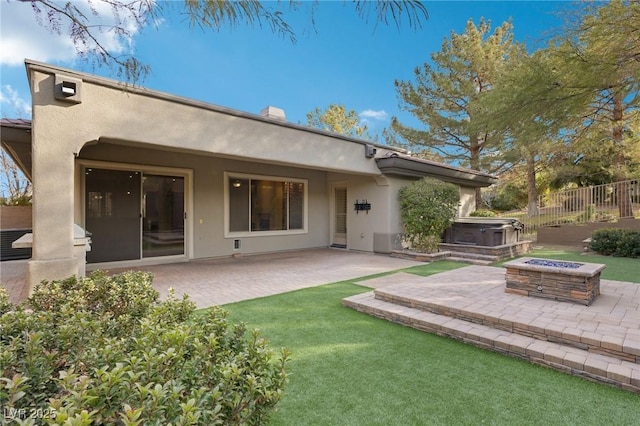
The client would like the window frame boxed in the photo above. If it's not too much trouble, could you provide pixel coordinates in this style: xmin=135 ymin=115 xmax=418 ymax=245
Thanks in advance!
xmin=224 ymin=171 xmax=308 ymax=238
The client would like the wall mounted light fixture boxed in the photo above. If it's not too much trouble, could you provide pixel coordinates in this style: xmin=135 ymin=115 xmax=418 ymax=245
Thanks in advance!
xmin=354 ymin=199 xmax=371 ymax=214
xmin=54 ymin=74 xmax=82 ymax=104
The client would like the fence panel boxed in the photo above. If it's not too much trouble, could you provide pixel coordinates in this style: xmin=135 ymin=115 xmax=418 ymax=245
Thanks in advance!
xmin=514 ymin=180 xmax=639 ymax=240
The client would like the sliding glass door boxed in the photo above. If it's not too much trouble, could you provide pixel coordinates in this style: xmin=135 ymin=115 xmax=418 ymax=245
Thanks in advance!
xmin=85 ymin=168 xmax=142 ymax=262
xmin=142 ymin=174 xmax=184 ymax=258
xmin=85 ymin=167 xmax=185 ymax=263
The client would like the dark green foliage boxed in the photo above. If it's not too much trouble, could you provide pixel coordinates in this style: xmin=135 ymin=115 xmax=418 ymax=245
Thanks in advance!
xmin=491 ymin=182 xmax=527 ymax=211
xmin=0 ymin=271 xmax=288 ymax=425
xmin=0 ymin=287 xmax=11 ymax=315
xmin=399 ymin=177 xmax=460 ymax=252
xmin=590 ymin=228 xmax=640 ymax=258
xmin=470 ymin=209 xmax=497 ymax=217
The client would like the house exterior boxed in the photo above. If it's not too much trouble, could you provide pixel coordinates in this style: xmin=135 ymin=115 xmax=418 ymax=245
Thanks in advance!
xmin=1 ymin=60 xmax=497 ymax=294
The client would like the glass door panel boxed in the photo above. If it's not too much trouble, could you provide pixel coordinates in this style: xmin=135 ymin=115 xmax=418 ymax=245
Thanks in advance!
xmin=85 ymin=168 xmax=141 ymax=262
xmin=143 ymin=175 xmax=185 ymax=258
xmin=333 ymin=187 xmax=347 ymax=246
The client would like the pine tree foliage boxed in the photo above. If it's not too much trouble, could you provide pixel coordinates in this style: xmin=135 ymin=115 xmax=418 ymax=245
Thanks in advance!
xmin=306 ymin=104 xmax=372 ymax=139
xmin=477 ymin=0 xmax=639 ymax=216
xmin=391 ymin=19 xmax=521 ymax=176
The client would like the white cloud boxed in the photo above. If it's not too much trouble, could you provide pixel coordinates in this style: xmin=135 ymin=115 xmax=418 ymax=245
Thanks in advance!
xmin=0 ymin=85 xmax=32 ymax=118
xmin=359 ymin=109 xmax=388 ymax=121
xmin=0 ymin=0 xmax=148 ymax=66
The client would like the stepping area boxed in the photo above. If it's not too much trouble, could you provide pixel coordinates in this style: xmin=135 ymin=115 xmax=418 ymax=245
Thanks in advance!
xmin=344 ymin=265 xmax=640 ymax=393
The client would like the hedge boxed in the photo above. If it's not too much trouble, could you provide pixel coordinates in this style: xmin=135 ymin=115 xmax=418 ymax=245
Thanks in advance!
xmin=0 ymin=271 xmax=289 ymax=425
xmin=589 ymin=228 xmax=640 ymax=258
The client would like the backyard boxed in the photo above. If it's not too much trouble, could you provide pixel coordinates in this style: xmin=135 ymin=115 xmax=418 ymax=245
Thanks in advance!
xmin=223 ymin=250 xmax=640 ymax=425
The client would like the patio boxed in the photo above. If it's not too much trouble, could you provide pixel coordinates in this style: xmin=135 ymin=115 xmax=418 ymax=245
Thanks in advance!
xmin=344 ymin=265 xmax=640 ymax=393
xmin=2 ymin=248 xmax=639 ymax=392
xmin=0 ymin=248 xmax=419 ymax=307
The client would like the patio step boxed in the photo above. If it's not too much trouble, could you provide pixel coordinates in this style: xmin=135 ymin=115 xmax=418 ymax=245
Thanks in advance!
xmin=343 ymin=292 xmax=640 ymax=393
xmin=446 ymin=251 xmax=498 ymax=265
xmin=390 ymin=250 xmax=499 ymax=265
xmin=373 ymin=286 xmax=639 ymax=365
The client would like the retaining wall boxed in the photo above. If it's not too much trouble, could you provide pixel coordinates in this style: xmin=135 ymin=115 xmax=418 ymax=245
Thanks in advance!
xmin=537 ymin=218 xmax=640 ymax=247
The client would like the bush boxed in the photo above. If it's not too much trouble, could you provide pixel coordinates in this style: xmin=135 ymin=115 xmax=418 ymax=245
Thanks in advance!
xmin=490 ymin=182 xmax=527 ymax=211
xmin=617 ymin=231 xmax=640 ymax=258
xmin=0 ymin=271 xmax=289 ymax=425
xmin=0 ymin=287 xmax=11 ymax=316
xmin=470 ymin=209 xmax=497 ymax=217
xmin=590 ymin=228 xmax=640 ymax=258
xmin=399 ymin=177 xmax=459 ymax=253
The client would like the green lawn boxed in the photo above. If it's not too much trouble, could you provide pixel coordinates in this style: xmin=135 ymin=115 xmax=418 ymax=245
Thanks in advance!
xmin=513 ymin=246 xmax=640 ymax=283
xmin=223 ymin=260 xmax=640 ymax=425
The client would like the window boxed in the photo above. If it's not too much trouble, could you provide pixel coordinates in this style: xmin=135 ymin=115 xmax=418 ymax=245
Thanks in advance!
xmin=227 ymin=174 xmax=306 ymax=234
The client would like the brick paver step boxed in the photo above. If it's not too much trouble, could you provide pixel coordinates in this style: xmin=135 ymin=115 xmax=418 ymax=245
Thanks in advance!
xmin=371 ymin=277 xmax=639 ymax=365
xmin=446 ymin=251 xmax=500 ymax=262
xmin=343 ymin=292 xmax=640 ymax=394
xmin=446 ymin=256 xmax=495 ymax=266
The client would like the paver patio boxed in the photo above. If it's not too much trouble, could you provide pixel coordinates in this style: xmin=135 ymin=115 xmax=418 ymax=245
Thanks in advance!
xmin=3 ymin=249 xmax=639 ymax=391
xmin=344 ymin=265 xmax=640 ymax=393
xmin=0 ymin=248 xmax=419 ymax=307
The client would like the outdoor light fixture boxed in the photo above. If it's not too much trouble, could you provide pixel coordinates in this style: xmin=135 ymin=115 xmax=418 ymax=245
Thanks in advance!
xmin=61 ymin=81 xmax=76 ymax=96
xmin=232 ymin=180 xmax=242 ymax=188
xmin=364 ymin=144 xmax=377 ymax=158
xmin=354 ymin=199 xmax=371 ymax=214
xmin=54 ymin=74 xmax=82 ymax=103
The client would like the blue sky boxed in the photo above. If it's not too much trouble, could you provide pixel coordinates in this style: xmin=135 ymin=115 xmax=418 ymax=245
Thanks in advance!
xmin=1 ymin=1 xmax=571 ymax=138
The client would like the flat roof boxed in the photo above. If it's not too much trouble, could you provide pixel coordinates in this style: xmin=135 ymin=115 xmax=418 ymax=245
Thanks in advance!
xmin=376 ymin=153 xmax=497 ymax=187
xmin=2 ymin=61 xmax=499 ymax=188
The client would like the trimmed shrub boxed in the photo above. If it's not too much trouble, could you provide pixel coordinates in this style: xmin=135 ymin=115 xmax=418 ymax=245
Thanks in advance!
xmin=590 ymin=228 xmax=640 ymax=258
xmin=0 ymin=271 xmax=289 ymax=425
xmin=0 ymin=287 xmax=11 ymax=315
xmin=399 ymin=177 xmax=459 ymax=253
xmin=616 ymin=230 xmax=640 ymax=258
xmin=470 ymin=209 xmax=497 ymax=217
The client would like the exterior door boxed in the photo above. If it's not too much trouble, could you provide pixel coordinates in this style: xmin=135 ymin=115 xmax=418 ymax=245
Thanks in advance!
xmin=85 ymin=168 xmax=141 ymax=262
xmin=85 ymin=168 xmax=186 ymax=263
xmin=142 ymin=174 xmax=185 ymax=258
xmin=333 ymin=186 xmax=347 ymax=247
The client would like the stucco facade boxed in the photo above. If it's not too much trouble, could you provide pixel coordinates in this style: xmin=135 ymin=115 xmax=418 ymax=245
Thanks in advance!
xmin=1 ymin=60 xmax=497 ymax=294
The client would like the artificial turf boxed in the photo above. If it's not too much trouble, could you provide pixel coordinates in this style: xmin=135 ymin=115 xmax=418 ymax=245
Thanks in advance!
xmin=523 ymin=247 xmax=640 ymax=283
xmin=223 ymin=260 xmax=640 ymax=425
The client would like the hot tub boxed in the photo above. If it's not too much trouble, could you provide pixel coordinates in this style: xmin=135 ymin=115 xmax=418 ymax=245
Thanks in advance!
xmin=442 ymin=217 xmax=523 ymax=247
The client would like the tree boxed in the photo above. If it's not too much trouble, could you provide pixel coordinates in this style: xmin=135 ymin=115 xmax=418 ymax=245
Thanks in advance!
xmin=306 ymin=104 xmax=373 ymax=139
xmin=22 ymin=0 xmax=429 ymax=82
xmin=0 ymin=148 xmax=32 ymax=205
xmin=477 ymin=0 xmax=640 ymax=218
xmin=473 ymin=48 xmax=561 ymax=217
xmin=390 ymin=19 xmax=522 ymax=208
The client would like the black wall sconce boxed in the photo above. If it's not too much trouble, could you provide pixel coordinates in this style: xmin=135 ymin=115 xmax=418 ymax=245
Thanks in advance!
xmin=354 ymin=199 xmax=371 ymax=214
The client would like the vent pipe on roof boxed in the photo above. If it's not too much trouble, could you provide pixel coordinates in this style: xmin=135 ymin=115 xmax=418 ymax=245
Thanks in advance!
xmin=260 ymin=106 xmax=286 ymax=121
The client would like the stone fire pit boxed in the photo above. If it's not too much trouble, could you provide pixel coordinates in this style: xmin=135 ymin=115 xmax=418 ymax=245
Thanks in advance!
xmin=503 ymin=257 xmax=606 ymax=306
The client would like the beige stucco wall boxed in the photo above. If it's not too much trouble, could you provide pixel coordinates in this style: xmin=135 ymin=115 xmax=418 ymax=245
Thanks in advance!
xmin=24 ymin=60 xmax=487 ymax=291
xmin=78 ymin=143 xmax=330 ymax=260
xmin=326 ymin=173 xmax=394 ymax=252
xmin=26 ymin=61 xmax=390 ymax=289
xmin=459 ymin=186 xmax=476 ymax=217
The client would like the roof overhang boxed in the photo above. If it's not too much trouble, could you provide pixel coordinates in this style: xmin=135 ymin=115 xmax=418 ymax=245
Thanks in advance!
xmin=376 ymin=155 xmax=497 ymax=188
xmin=0 ymin=118 xmax=32 ymax=181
